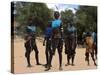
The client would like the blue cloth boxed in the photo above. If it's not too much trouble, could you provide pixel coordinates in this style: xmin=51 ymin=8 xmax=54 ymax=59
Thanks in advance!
xmin=52 ymin=19 xmax=61 ymax=28
xmin=92 ymin=32 xmax=96 ymax=43
xmin=45 ymin=27 xmax=52 ymax=38
xmin=26 ymin=26 xmax=36 ymax=33
xmin=67 ymin=25 xmax=76 ymax=34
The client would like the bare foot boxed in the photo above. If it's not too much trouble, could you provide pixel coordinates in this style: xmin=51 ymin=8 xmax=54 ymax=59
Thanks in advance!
xmin=27 ymin=64 xmax=32 ymax=67
xmin=36 ymin=63 xmax=42 ymax=65
xmin=59 ymin=67 xmax=63 ymax=70
xmin=94 ymin=63 xmax=97 ymax=66
xmin=45 ymin=67 xmax=51 ymax=71
xmin=65 ymin=63 xmax=70 ymax=66
xmin=71 ymin=64 xmax=75 ymax=66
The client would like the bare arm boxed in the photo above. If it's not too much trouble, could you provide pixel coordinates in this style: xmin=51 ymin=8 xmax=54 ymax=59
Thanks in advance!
xmin=43 ymin=36 xmax=46 ymax=46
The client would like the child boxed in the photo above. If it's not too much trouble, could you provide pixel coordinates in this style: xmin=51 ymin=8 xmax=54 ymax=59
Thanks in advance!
xmin=24 ymin=18 xmax=41 ymax=67
xmin=43 ymin=22 xmax=52 ymax=68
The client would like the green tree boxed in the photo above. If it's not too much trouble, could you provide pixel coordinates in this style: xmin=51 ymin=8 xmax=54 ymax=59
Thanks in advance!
xmin=76 ymin=6 xmax=97 ymax=33
xmin=14 ymin=2 xmax=53 ymax=36
xmin=61 ymin=9 xmax=74 ymax=24
xmin=75 ymin=6 xmax=97 ymax=41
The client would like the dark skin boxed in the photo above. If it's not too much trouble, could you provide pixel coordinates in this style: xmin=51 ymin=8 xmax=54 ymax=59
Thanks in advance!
xmin=65 ymin=23 xmax=77 ymax=66
xmin=43 ymin=23 xmax=53 ymax=68
xmin=45 ymin=11 xmax=63 ymax=71
xmin=43 ymin=37 xmax=52 ymax=68
xmin=24 ymin=19 xmax=41 ymax=67
xmin=24 ymin=35 xmax=41 ymax=67
xmin=84 ymin=33 xmax=97 ymax=66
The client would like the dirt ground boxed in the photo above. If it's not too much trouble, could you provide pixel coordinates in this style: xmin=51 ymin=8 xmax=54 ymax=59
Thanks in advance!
xmin=13 ymin=38 xmax=97 ymax=74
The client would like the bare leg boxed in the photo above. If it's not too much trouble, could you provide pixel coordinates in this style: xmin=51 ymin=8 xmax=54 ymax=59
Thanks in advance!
xmin=65 ymin=54 xmax=70 ymax=66
xmin=85 ymin=52 xmax=90 ymax=66
xmin=91 ymin=52 xmax=97 ymax=66
xmin=25 ymin=51 xmax=32 ymax=67
xmin=58 ymin=50 xmax=62 ymax=70
xmin=71 ymin=54 xmax=75 ymax=66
